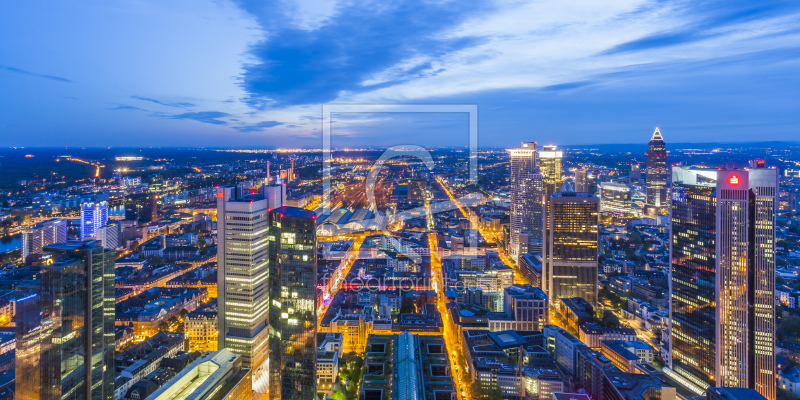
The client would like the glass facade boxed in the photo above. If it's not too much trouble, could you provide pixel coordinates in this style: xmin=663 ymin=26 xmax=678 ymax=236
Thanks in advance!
xmin=80 ymin=202 xmax=108 ymax=240
xmin=670 ymin=167 xmax=777 ymax=400
xmin=670 ymin=180 xmax=717 ymax=388
xmin=268 ymin=206 xmax=317 ymax=400
xmin=16 ymin=241 xmax=115 ymax=400
xmin=546 ymin=193 xmax=599 ymax=305
xmin=507 ymin=142 xmax=540 ymax=261
xmin=646 ymin=128 xmax=668 ymax=214
xmin=539 ymin=145 xmax=563 ymax=197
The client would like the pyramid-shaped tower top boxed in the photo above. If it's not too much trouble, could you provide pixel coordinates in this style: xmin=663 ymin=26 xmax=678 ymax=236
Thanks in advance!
xmin=651 ymin=127 xmax=663 ymax=141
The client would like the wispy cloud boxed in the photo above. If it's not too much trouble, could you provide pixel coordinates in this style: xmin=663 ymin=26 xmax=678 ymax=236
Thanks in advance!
xmin=131 ymin=95 xmax=195 ymax=108
xmin=234 ymin=120 xmax=283 ymax=132
xmin=0 ymin=64 xmax=72 ymax=82
xmin=109 ymin=105 xmax=147 ymax=112
xmin=169 ymin=111 xmax=229 ymax=125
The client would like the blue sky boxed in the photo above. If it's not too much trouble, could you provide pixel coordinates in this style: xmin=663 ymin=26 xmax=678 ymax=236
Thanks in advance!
xmin=1 ymin=0 xmax=799 ymax=148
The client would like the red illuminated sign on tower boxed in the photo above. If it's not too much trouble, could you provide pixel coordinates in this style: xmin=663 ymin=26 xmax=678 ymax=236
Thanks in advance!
xmin=729 ymin=175 xmax=739 ymax=185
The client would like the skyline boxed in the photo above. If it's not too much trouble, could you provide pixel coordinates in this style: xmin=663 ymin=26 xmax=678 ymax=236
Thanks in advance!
xmin=1 ymin=0 xmax=800 ymax=147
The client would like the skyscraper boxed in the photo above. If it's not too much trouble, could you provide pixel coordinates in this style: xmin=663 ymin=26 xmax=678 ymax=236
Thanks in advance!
xmin=125 ymin=193 xmax=159 ymax=222
xmin=669 ymin=166 xmax=776 ymax=400
xmin=16 ymin=240 xmax=116 ymax=400
xmin=574 ymin=169 xmax=597 ymax=195
xmin=507 ymin=142 xmax=545 ymax=261
xmin=268 ymin=206 xmax=317 ymax=400
xmin=217 ymin=184 xmax=284 ymax=393
xmin=544 ymin=192 xmax=599 ymax=305
xmin=21 ymin=218 xmax=67 ymax=259
xmin=646 ymin=127 xmax=668 ymax=215
xmin=80 ymin=201 xmax=108 ymax=240
xmin=539 ymin=145 xmax=563 ymax=196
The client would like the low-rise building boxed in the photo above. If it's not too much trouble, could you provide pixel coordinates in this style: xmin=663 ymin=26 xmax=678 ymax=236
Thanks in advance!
xmin=600 ymin=340 xmax=654 ymax=374
xmin=142 ymin=349 xmax=252 ymax=400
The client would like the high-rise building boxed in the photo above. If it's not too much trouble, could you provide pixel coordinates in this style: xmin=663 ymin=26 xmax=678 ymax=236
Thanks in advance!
xmin=574 ymin=169 xmax=597 ymax=195
xmin=599 ymin=182 xmax=632 ymax=214
xmin=21 ymin=218 xmax=67 ymax=259
xmin=539 ymin=145 xmax=563 ymax=196
xmin=217 ymin=184 xmax=284 ymax=393
xmin=629 ymin=163 xmax=642 ymax=185
xmin=95 ymin=222 xmax=121 ymax=250
xmin=16 ymin=240 xmax=116 ymax=400
xmin=646 ymin=128 xmax=668 ymax=215
xmin=125 ymin=193 xmax=159 ymax=222
xmin=268 ymin=206 xmax=317 ymax=400
xmin=80 ymin=201 xmax=108 ymax=240
xmin=669 ymin=166 xmax=777 ymax=399
xmin=544 ymin=192 xmax=599 ymax=306
xmin=507 ymin=142 xmax=545 ymax=261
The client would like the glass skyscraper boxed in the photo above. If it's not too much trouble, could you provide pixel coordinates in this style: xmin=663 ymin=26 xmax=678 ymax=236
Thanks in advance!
xmin=646 ymin=127 xmax=668 ymax=215
xmin=15 ymin=240 xmax=115 ymax=400
xmin=669 ymin=166 xmax=776 ymax=400
xmin=507 ymin=142 xmax=545 ymax=261
xmin=80 ymin=201 xmax=108 ymax=240
xmin=268 ymin=206 xmax=317 ymax=400
xmin=544 ymin=192 xmax=599 ymax=305
xmin=539 ymin=145 xmax=563 ymax=196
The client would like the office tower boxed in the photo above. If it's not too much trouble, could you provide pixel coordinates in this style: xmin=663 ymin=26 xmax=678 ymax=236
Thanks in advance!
xmin=545 ymin=192 xmax=599 ymax=305
xmin=217 ymin=185 xmax=279 ymax=392
xmin=21 ymin=218 xmax=67 ymax=259
xmin=539 ymin=145 xmax=563 ymax=196
xmin=507 ymin=142 xmax=545 ymax=262
xmin=80 ymin=201 xmax=108 ymax=240
xmin=669 ymin=166 xmax=777 ymax=399
xmin=599 ymin=182 xmax=632 ymax=214
xmin=268 ymin=206 xmax=317 ymax=400
xmin=629 ymin=163 xmax=642 ymax=185
xmin=95 ymin=222 xmax=120 ymax=250
xmin=574 ymin=170 xmax=598 ymax=195
xmin=646 ymin=127 xmax=668 ymax=215
xmin=148 ymin=174 xmax=164 ymax=193
xmin=575 ymin=170 xmax=587 ymax=193
xmin=16 ymin=240 xmax=115 ymax=400
xmin=125 ymin=193 xmax=159 ymax=222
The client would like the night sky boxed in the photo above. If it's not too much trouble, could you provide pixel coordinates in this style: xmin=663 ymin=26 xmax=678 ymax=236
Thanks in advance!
xmin=1 ymin=0 xmax=799 ymax=148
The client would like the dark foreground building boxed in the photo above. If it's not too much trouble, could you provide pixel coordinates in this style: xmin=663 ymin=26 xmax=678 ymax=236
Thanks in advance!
xmin=268 ymin=206 xmax=318 ymax=399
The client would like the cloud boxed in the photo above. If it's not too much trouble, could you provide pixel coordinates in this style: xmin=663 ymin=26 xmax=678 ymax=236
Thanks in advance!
xmin=0 ymin=64 xmax=72 ymax=82
xmin=131 ymin=95 xmax=195 ymax=108
xmin=234 ymin=0 xmax=490 ymax=107
xmin=169 ymin=111 xmax=229 ymax=125
xmin=109 ymin=105 xmax=147 ymax=111
xmin=234 ymin=120 xmax=283 ymax=132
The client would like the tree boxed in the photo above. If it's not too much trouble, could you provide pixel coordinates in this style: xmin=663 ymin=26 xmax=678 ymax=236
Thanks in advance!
xmin=400 ymin=303 xmax=416 ymax=314
xmin=602 ymin=310 xmax=621 ymax=328
xmin=329 ymin=390 xmax=346 ymax=400
xmin=158 ymin=322 xmax=169 ymax=332
xmin=150 ymin=255 xmax=165 ymax=266
xmin=780 ymin=316 xmax=800 ymax=339
xmin=778 ymin=276 xmax=787 ymax=285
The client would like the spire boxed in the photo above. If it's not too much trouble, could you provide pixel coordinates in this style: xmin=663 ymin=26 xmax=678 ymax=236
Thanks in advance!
xmin=651 ymin=127 xmax=663 ymax=141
